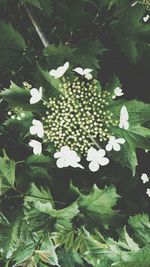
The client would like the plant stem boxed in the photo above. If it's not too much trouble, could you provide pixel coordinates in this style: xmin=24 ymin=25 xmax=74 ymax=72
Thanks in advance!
xmin=24 ymin=5 xmax=49 ymax=48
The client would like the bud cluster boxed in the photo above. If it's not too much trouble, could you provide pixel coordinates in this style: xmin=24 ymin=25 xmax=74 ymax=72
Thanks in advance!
xmin=8 ymin=107 xmax=26 ymax=120
xmin=42 ymin=77 xmax=118 ymax=155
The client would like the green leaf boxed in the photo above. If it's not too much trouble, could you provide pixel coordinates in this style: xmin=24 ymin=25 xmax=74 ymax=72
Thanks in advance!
xmin=26 ymin=155 xmax=53 ymax=168
xmin=129 ymin=214 xmax=150 ymax=246
xmin=118 ymin=226 xmax=140 ymax=252
xmin=112 ymin=5 xmax=150 ymax=62
xmin=35 ymin=234 xmax=60 ymax=266
xmin=73 ymin=39 xmax=106 ymax=69
xmin=79 ymin=185 xmax=119 ymax=228
xmin=0 ymin=155 xmax=16 ymax=195
xmin=57 ymin=248 xmax=84 ymax=267
xmin=43 ymin=44 xmax=75 ymax=67
xmin=0 ymin=21 xmax=26 ymax=71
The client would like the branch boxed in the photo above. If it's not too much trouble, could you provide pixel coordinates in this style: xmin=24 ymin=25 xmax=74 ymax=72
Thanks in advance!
xmin=24 ymin=5 xmax=49 ymax=48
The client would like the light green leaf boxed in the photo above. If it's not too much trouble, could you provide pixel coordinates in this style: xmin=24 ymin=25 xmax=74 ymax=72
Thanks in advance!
xmin=0 ymin=156 xmax=16 ymax=196
xmin=79 ymin=185 xmax=119 ymax=228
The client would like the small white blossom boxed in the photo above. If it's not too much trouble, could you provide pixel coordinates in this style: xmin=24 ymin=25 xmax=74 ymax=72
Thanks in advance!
xmin=141 ymin=173 xmax=149 ymax=184
xmin=30 ymin=119 xmax=44 ymax=138
xmin=119 ymin=105 xmax=129 ymax=130
xmin=112 ymin=87 xmax=124 ymax=99
xmin=54 ymin=146 xmax=84 ymax=169
xmin=143 ymin=14 xmax=149 ymax=23
xmin=29 ymin=140 xmax=42 ymax=155
xmin=146 ymin=188 xmax=150 ymax=197
xmin=73 ymin=67 xmax=93 ymax=80
xmin=49 ymin=62 xmax=69 ymax=78
xmin=86 ymin=147 xmax=109 ymax=172
xmin=106 ymin=136 xmax=125 ymax=151
xmin=30 ymin=87 xmax=42 ymax=104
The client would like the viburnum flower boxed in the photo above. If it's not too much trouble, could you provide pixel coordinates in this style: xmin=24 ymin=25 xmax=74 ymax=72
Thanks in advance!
xmin=106 ymin=136 xmax=125 ymax=151
xmin=54 ymin=146 xmax=84 ymax=169
xmin=141 ymin=173 xmax=149 ymax=184
xmin=30 ymin=87 xmax=42 ymax=104
xmin=49 ymin=62 xmax=69 ymax=78
xmin=73 ymin=67 xmax=93 ymax=80
xmin=29 ymin=140 xmax=42 ymax=155
xmin=86 ymin=147 xmax=109 ymax=172
xmin=30 ymin=119 xmax=44 ymax=138
xmin=146 ymin=188 xmax=150 ymax=197
xmin=119 ymin=106 xmax=129 ymax=130
xmin=112 ymin=87 xmax=124 ymax=99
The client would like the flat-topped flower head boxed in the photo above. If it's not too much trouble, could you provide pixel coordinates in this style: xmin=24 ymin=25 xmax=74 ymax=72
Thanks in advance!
xmin=112 ymin=87 xmax=124 ymax=99
xmin=29 ymin=140 xmax=42 ymax=155
xmin=42 ymin=76 xmax=117 ymax=155
xmin=73 ymin=67 xmax=93 ymax=80
xmin=30 ymin=119 xmax=44 ymax=138
xmin=54 ymin=146 xmax=84 ymax=169
xmin=119 ymin=105 xmax=129 ymax=130
xmin=49 ymin=62 xmax=69 ymax=78
xmin=30 ymin=87 xmax=42 ymax=104
xmin=141 ymin=173 xmax=149 ymax=184
xmin=86 ymin=147 xmax=109 ymax=172
xmin=106 ymin=136 xmax=125 ymax=151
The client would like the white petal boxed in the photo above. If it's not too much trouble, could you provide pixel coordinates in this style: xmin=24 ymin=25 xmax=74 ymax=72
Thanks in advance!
xmin=114 ymin=87 xmax=124 ymax=97
xmin=49 ymin=69 xmax=57 ymax=77
xmin=89 ymin=161 xmax=99 ymax=172
xmin=106 ymin=143 xmax=113 ymax=151
xmin=73 ymin=67 xmax=84 ymax=75
xmin=49 ymin=62 xmax=69 ymax=78
xmin=54 ymin=151 xmax=61 ymax=158
xmin=83 ymin=68 xmax=93 ymax=74
xmin=60 ymin=146 xmax=71 ymax=155
xmin=143 ymin=14 xmax=149 ymax=23
xmin=117 ymin=138 xmax=126 ymax=144
xmin=120 ymin=106 xmax=129 ymax=120
xmin=113 ymin=143 xmax=121 ymax=151
xmin=56 ymin=158 xmax=67 ymax=168
xmin=85 ymin=73 xmax=93 ymax=80
xmin=30 ymin=88 xmax=42 ymax=104
xmin=97 ymin=149 xmax=106 ymax=158
xmin=29 ymin=140 xmax=42 ymax=155
xmin=98 ymin=157 xmax=109 ymax=166
xmin=146 ymin=188 xmax=150 ymax=197
xmin=86 ymin=147 xmax=97 ymax=161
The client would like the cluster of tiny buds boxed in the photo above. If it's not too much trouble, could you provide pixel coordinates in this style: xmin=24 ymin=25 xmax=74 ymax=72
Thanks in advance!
xmin=42 ymin=77 xmax=118 ymax=155
xmin=23 ymin=81 xmax=32 ymax=89
xmin=8 ymin=107 xmax=26 ymax=120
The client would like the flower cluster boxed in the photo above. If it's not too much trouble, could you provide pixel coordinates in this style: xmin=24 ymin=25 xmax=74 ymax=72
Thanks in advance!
xmin=42 ymin=77 xmax=118 ymax=155
xmin=27 ymin=62 xmax=127 ymax=171
xmin=8 ymin=107 xmax=25 ymax=120
xmin=140 ymin=0 xmax=150 ymax=9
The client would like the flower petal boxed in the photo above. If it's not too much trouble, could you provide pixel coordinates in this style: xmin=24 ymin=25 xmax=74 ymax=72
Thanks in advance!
xmin=86 ymin=147 xmax=97 ymax=161
xmin=98 ymin=157 xmax=109 ymax=166
xmin=89 ymin=161 xmax=99 ymax=172
xmin=106 ymin=143 xmax=112 ymax=151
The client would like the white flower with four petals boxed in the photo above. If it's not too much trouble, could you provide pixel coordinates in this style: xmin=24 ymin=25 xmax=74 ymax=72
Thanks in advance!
xmin=30 ymin=87 xmax=42 ymax=104
xmin=119 ymin=105 xmax=129 ymax=130
xmin=112 ymin=87 xmax=124 ymax=99
xmin=73 ymin=67 xmax=93 ymax=80
xmin=86 ymin=147 xmax=109 ymax=172
xmin=141 ymin=173 xmax=149 ymax=184
xmin=54 ymin=146 xmax=84 ymax=169
xmin=106 ymin=136 xmax=125 ymax=151
xmin=30 ymin=119 xmax=44 ymax=138
xmin=49 ymin=62 xmax=69 ymax=78
xmin=29 ymin=140 xmax=42 ymax=155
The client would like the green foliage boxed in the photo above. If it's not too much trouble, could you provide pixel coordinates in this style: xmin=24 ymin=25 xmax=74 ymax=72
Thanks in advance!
xmin=0 ymin=21 xmax=26 ymax=71
xmin=0 ymin=154 xmax=16 ymax=195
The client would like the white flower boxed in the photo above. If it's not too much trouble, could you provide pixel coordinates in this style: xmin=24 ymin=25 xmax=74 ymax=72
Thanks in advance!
xmin=146 ymin=188 xmax=150 ymax=197
xmin=30 ymin=119 xmax=44 ymax=138
xmin=29 ymin=140 xmax=42 ymax=155
xmin=30 ymin=87 xmax=42 ymax=104
xmin=73 ymin=67 xmax=93 ymax=80
xmin=141 ymin=173 xmax=149 ymax=184
xmin=86 ymin=147 xmax=109 ymax=172
xmin=112 ymin=87 xmax=124 ymax=99
xmin=106 ymin=136 xmax=125 ymax=151
xmin=119 ymin=105 xmax=129 ymax=130
xmin=54 ymin=146 xmax=84 ymax=169
xmin=143 ymin=14 xmax=149 ymax=23
xmin=49 ymin=62 xmax=69 ymax=78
